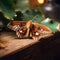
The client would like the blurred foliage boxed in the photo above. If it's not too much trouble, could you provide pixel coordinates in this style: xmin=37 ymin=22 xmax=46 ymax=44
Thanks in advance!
xmin=22 ymin=9 xmax=45 ymax=22
xmin=0 ymin=0 xmax=29 ymax=30
xmin=0 ymin=0 xmax=16 ymax=20
xmin=15 ymin=0 xmax=29 ymax=11
xmin=14 ymin=10 xmax=23 ymax=20
xmin=41 ymin=18 xmax=59 ymax=33
xmin=0 ymin=12 xmax=10 ymax=31
xmin=0 ymin=0 xmax=43 ymax=21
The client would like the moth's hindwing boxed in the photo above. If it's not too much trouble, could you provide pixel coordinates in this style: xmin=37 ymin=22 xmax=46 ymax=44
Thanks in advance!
xmin=30 ymin=23 xmax=53 ymax=40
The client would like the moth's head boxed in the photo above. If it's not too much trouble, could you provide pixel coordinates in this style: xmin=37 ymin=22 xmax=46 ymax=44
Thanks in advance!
xmin=30 ymin=23 xmax=53 ymax=40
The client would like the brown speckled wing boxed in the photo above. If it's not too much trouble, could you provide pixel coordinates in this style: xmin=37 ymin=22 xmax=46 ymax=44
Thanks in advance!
xmin=16 ymin=20 xmax=32 ymax=38
xmin=30 ymin=23 xmax=53 ymax=40
xmin=7 ymin=21 xmax=26 ymax=31
xmin=7 ymin=20 xmax=53 ymax=40
xmin=7 ymin=20 xmax=32 ymax=38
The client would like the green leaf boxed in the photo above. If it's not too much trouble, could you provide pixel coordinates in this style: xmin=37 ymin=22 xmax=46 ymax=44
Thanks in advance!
xmin=15 ymin=0 xmax=29 ymax=11
xmin=22 ymin=9 xmax=45 ymax=22
xmin=0 ymin=0 xmax=16 ymax=20
xmin=14 ymin=10 xmax=23 ymax=20
xmin=41 ymin=18 xmax=59 ymax=33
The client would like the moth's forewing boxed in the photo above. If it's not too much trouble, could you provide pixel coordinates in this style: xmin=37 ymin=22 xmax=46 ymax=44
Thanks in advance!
xmin=7 ymin=21 xmax=26 ymax=31
xmin=7 ymin=20 xmax=33 ymax=38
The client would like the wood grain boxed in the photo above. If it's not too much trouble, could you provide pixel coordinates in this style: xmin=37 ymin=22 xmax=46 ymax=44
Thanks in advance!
xmin=0 ymin=32 xmax=39 ymax=58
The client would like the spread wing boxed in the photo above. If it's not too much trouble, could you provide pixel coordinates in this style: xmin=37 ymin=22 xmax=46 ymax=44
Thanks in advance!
xmin=30 ymin=23 xmax=53 ymax=40
xmin=7 ymin=20 xmax=53 ymax=40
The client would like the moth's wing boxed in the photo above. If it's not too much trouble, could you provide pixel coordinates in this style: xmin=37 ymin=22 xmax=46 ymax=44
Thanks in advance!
xmin=15 ymin=20 xmax=33 ymax=38
xmin=39 ymin=24 xmax=53 ymax=38
xmin=30 ymin=23 xmax=53 ymax=40
xmin=7 ymin=20 xmax=32 ymax=38
xmin=7 ymin=21 xmax=26 ymax=31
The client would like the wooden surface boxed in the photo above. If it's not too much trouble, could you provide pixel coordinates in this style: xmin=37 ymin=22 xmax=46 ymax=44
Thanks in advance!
xmin=0 ymin=32 xmax=39 ymax=58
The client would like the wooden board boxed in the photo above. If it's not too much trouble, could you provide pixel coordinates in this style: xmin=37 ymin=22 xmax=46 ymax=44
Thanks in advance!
xmin=0 ymin=32 xmax=39 ymax=58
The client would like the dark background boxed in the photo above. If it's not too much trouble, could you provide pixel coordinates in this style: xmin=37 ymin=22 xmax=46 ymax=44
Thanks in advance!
xmin=55 ymin=0 xmax=60 ymax=5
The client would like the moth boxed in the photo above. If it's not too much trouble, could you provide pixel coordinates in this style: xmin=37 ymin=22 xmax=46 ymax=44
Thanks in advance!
xmin=7 ymin=20 xmax=53 ymax=40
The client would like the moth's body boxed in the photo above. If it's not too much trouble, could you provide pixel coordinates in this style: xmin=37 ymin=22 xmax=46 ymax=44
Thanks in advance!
xmin=7 ymin=20 xmax=53 ymax=40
